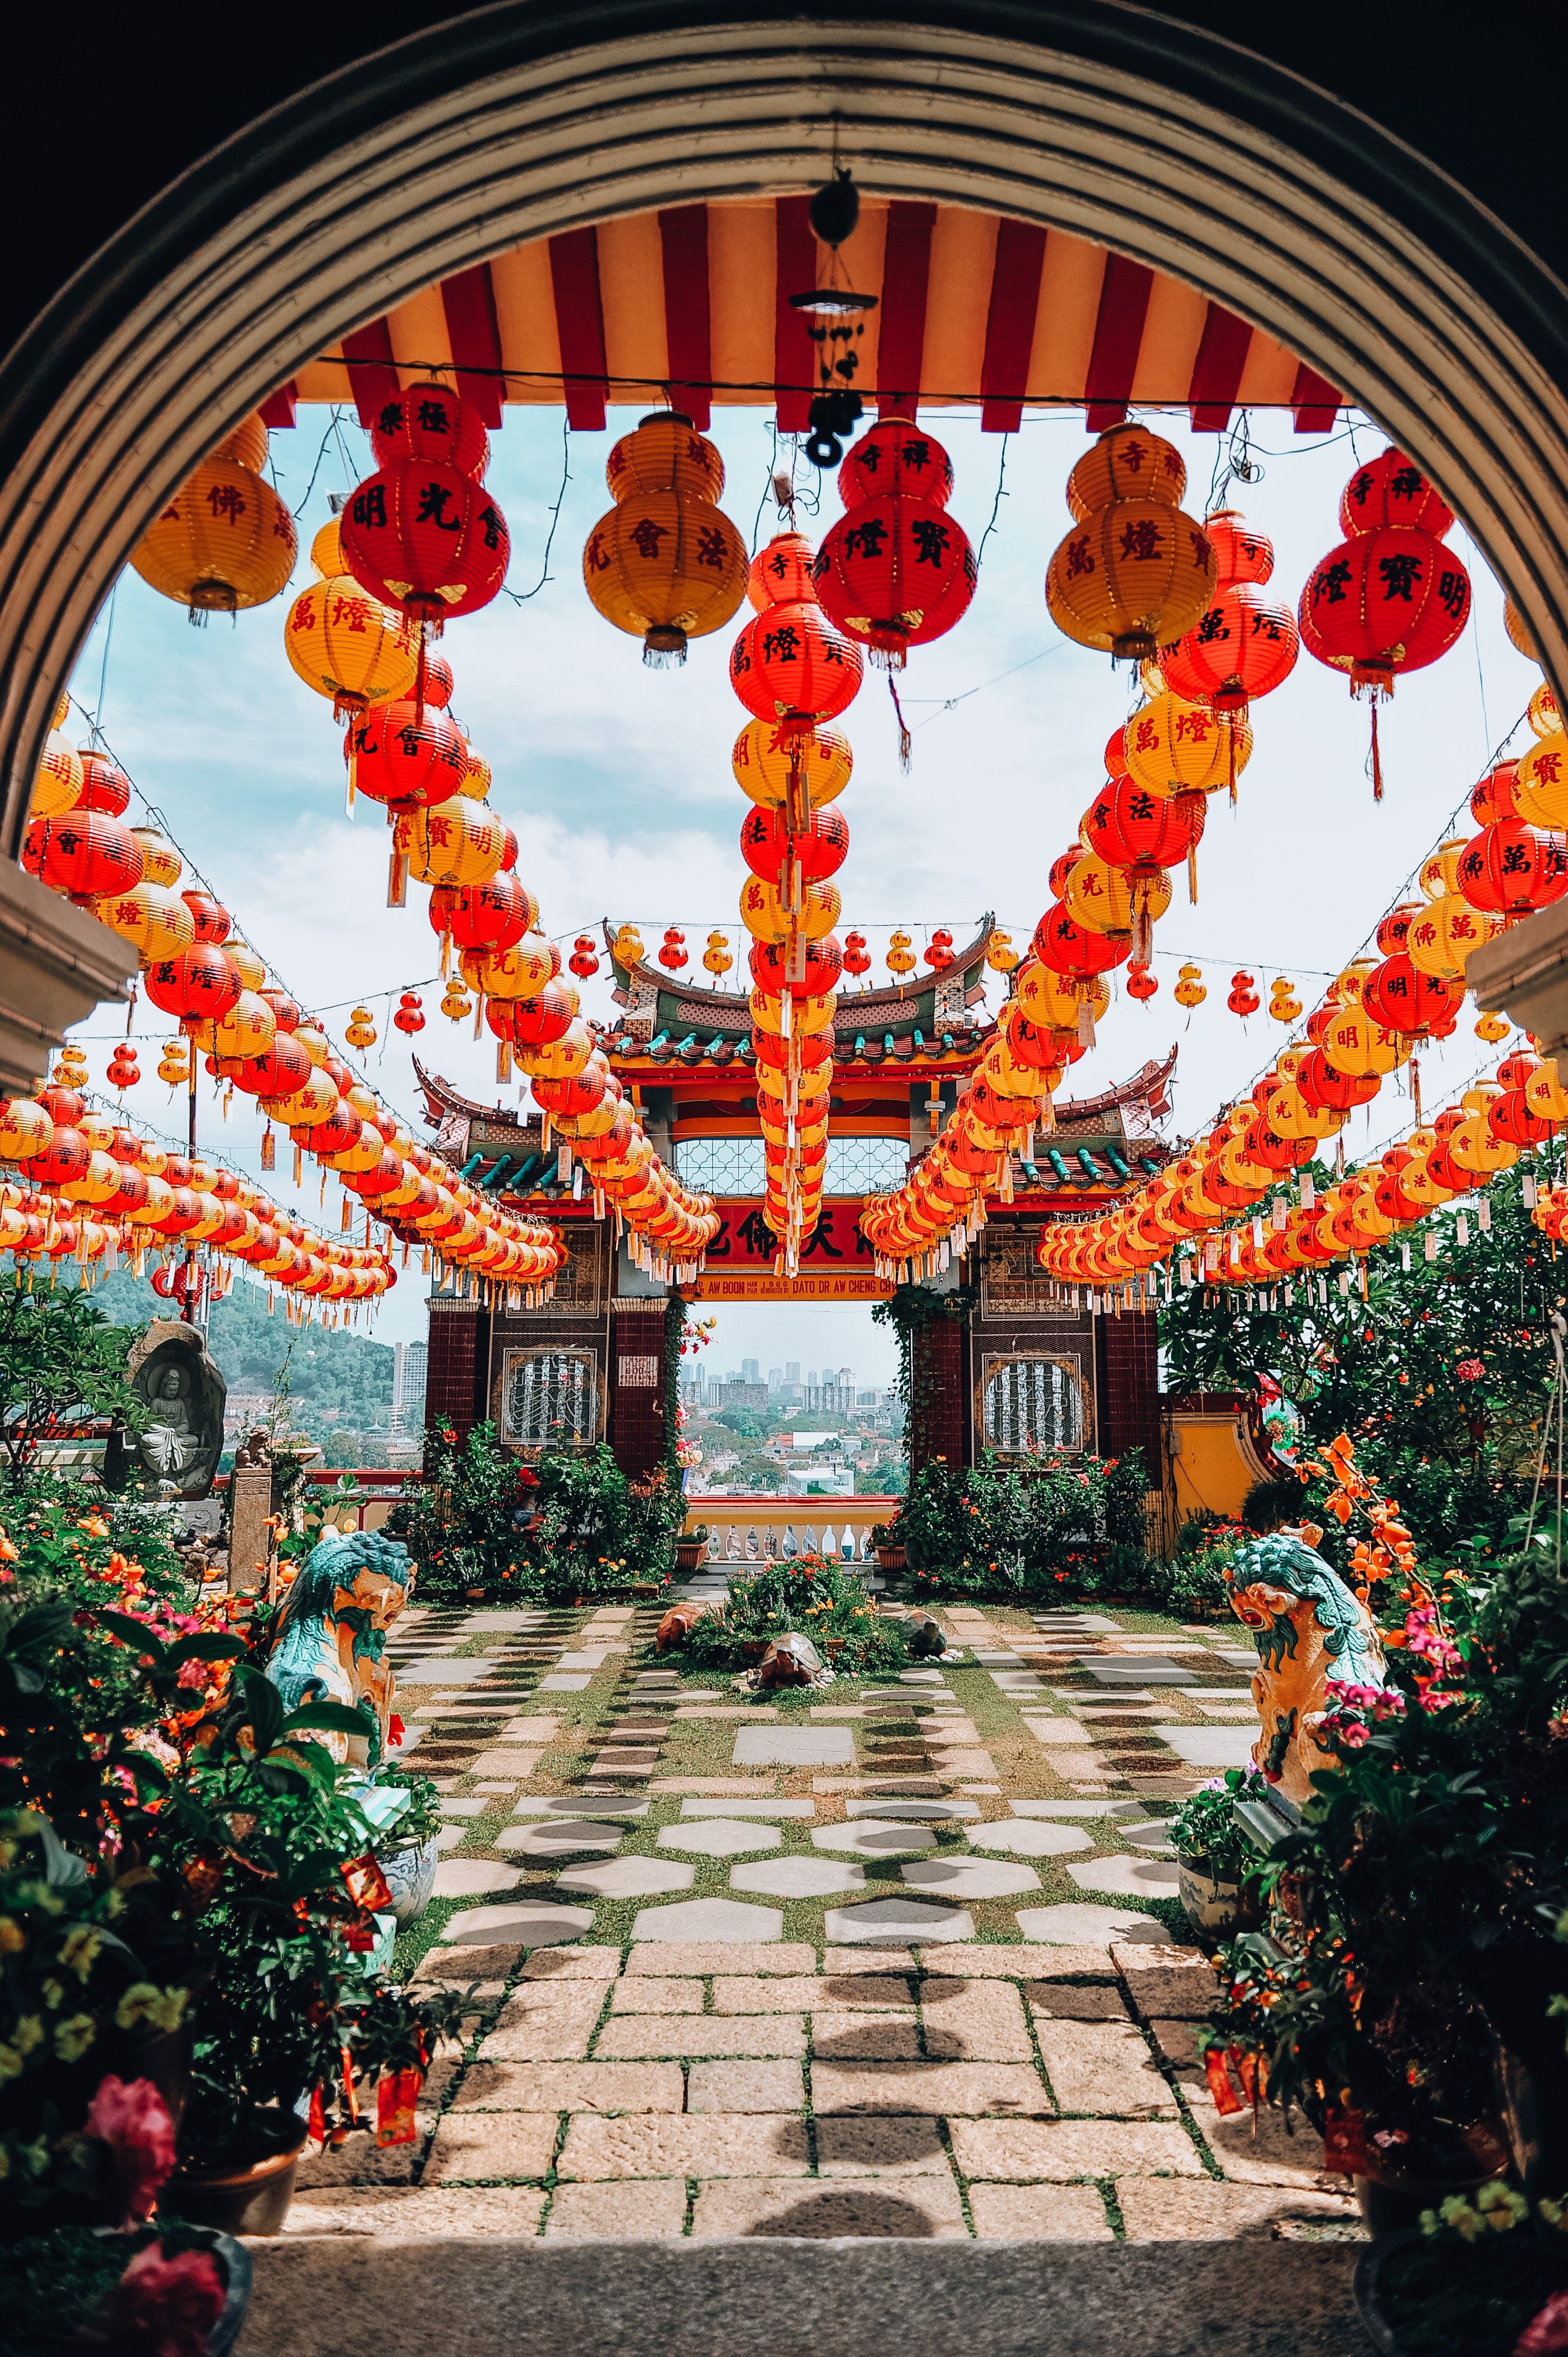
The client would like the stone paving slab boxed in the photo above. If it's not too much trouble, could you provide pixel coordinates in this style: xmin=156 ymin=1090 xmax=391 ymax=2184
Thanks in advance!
xmin=1033 ymin=2021 xmax=1179 ymax=2118
xmin=543 ymin=2180 xmax=687 ymax=2237
xmin=1115 ymin=2180 xmax=1356 ymax=2240
xmin=690 ymin=2176 xmax=969 ymax=2237
xmin=734 ymin=1726 xmax=857 ymax=1767
xmin=594 ymin=2015 xmax=808 ymax=2059
xmin=688 ymin=2060 xmax=805 ymax=2112
xmin=811 ymin=2014 xmax=924 ymax=2060
xmin=968 ymin=2183 xmax=1115 ymax=2241
xmin=556 ymin=2112 xmax=811 ymax=2181
xmin=451 ymin=2062 xmax=685 ymax=2114
xmin=824 ymin=1900 xmax=975 ymax=1944
xmin=626 ymin=1942 xmax=817 ymax=1975
xmin=285 ymin=2186 xmax=548 ymax=2236
xmin=811 ymin=2061 xmax=1055 ymax=2117
xmin=608 ymin=1977 xmax=705 ymax=2013
xmin=713 ymin=1974 xmax=915 ymax=2013
xmin=920 ymin=1981 xmax=1034 ymax=2062
xmin=946 ymin=2118 xmax=1205 ymax=2180
xmin=657 ymin=1818 xmax=783 ymax=1856
xmin=424 ymin=2113 xmax=561 ymax=2183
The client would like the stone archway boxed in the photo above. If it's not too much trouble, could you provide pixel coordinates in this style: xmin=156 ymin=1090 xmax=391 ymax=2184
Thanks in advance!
xmin=4 ymin=0 xmax=1568 ymax=874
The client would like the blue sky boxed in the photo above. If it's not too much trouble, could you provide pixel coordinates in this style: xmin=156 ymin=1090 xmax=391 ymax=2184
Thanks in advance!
xmin=63 ymin=397 xmax=1538 ymax=1380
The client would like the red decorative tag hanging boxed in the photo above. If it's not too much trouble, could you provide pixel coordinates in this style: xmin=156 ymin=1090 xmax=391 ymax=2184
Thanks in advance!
xmin=1322 ymin=2106 xmax=1370 ymax=2175
xmin=307 ymin=2084 xmax=327 ymax=2147
xmin=341 ymin=1854 xmax=393 ymax=1913
xmin=376 ymin=2067 xmax=425 ymax=2148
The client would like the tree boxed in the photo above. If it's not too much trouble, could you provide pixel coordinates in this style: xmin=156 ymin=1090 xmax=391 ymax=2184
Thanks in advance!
xmin=0 ymin=1283 xmax=146 ymax=1479
xmin=1158 ymin=1170 xmax=1565 ymax=1557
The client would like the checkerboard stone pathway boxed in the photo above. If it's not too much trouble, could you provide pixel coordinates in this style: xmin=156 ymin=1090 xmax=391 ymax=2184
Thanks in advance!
xmin=289 ymin=1936 xmax=1355 ymax=2244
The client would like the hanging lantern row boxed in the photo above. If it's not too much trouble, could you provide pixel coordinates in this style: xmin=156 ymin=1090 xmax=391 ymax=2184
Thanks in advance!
xmin=1041 ymin=1053 xmax=1564 ymax=1309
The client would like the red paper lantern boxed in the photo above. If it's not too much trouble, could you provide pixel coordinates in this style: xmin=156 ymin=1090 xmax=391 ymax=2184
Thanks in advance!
xmin=393 ymin=991 xmax=425 ymax=1035
xmin=28 ymin=1127 xmax=89 ymax=1186
xmin=1227 ymin=970 xmax=1260 ymax=1016
xmin=1374 ymin=902 xmax=1423 ymax=954
xmin=1339 ymin=447 xmax=1454 ymax=539
xmin=76 ymin=750 xmax=132 ymax=816
xmin=533 ymin=1064 xmax=608 ymax=1118
xmin=924 ymin=928 xmax=955 ymax=971
xmin=26 ymin=811 xmax=143 ymax=899
xmin=1456 ymin=821 xmax=1568 ymax=916
xmin=747 ymin=531 xmax=821 ymax=611
xmin=369 ymin=382 xmax=491 ymax=481
xmin=341 ymin=461 xmax=510 ymax=622
xmin=1489 ymin=1089 xmax=1551 ymax=1147
xmin=1126 ymin=964 xmax=1158 ymax=1002
xmin=729 ymin=600 xmax=863 ymax=726
xmin=220 ymin=1035 xmax=313 ymax=1098
xmin=1203 ymin=509 xmax=1275 ymax=588
xmin=841 ymin=929 xmax=871 ymax=977
xmin=1158 ymin=584 xmax=1299 ymax=713
xmin=1360 ymin=954 xmax=1459 ymax=1037
xmin=750 ymin=934 xmax=844 ymax=996
xmin=569 ymin=934 xmax=600 ymax=979
xmin=182 ymin=891 xmax=231 ymax=944
xmin=1082 ymin=778 xmax=1205 ymax=872
xmin=739 ymin=805 xmax=849 ymax=886
xmin=346 ymin=700 xmax=468 ymax=811
xmin=658 ymin=927 xmax=688 ymax=971
xmin=1048 ymin=846 xmax=1085 ymax=899
xmin=429 ymin=871 xmax=532 ymax=954
xmin=1469 ymin=761 xmax=1520 ymax=826
xmin=1299 ymin=527 xmax=1470 ymax=693
xmin=142 ymin=944 xmax=242 ymax=1025
xmin=512 ymin=981 xmax=577 ymax=1046
xmin=813 ymin=423 xmax=974 ymax=668
xmin=1031 ymin=904 xmax=1129 ymax=980
xmin=1295 ymin=1050 xmax=1380 ymax=1112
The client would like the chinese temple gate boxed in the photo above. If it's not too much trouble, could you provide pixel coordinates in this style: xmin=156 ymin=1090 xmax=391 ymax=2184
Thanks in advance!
xmin=416 ymin=918 xmax=1175 ymax=1493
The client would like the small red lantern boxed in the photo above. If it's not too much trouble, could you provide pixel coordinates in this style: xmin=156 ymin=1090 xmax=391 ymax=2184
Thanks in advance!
xmin=142 ymin=943 xmax=243 ymax=1025
xmin=1374 ymin=901 xmax=1423 ymax=954
xmin=182 ymin=891 xmax=231 ymax=944
xmin=106 ymin=1044 xmax=140 ymax=1089
xmin=569 ymin=934 xmax=601 ymax=979
xmin=841 ymin=929 xmax=872 ymax=978
xmin=658 ymin=927 xmax=689 ymax=971
xmin=393 ymin=992 xmax=426 ymax=1035
xmin=924 ymin=928 xmax=955 ymax=971
xmin=1469 ymin=761 xmax=1520 ymax=826
xmin=1048 ymin=845 xmax=1085 ymax=899
xmin=76 ymin=750 xmax=132 ymax=816
xmin=1158 ymin=582 xmax=1299 ymax=714
xmin=1031 ymin=904 xmax=1128 ymax=981
xmin=1126 ymin=964 xmax=1158 ymax=1002
xmin=1227 ymin=970 xmax=1260 ymax=1016
xmin=224 ymin=1033 xmax=313 ymax=1098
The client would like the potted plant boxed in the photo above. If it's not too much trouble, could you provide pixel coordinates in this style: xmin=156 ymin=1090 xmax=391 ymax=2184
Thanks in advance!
xmin=1354 ymin=2191 xmax=1568 ymax=2355
xmin=673 ymin=1524 xmax=709 ymax=1573
xmin=869 ymin=1519 xmax=906 ymax=1573
xmin=1167 ymin=1768 xmax=1268 ymax=1937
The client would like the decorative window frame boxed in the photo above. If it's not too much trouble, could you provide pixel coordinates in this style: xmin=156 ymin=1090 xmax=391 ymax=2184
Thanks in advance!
xmin=499 ymin=1345 xmax=603 ymax=1454
xmin=974 ymin=1350 xmax=1090 ymax=1459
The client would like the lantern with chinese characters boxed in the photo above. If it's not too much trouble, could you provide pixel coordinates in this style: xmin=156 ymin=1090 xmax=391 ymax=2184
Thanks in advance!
xmin=1174 ymin=963 xmax=1205 ymax=1009
xmin=285 ymin=575 xmax=419 ymax=715
xmin=93 ymin=879 xmax=195 ymax=961
xmin=730 ymin=535 xmax=864 ymax=725
xmin=440 ymin=978 xmax=472 ymax=1023
xmin=813 ymin=421 xmax=976 ymax=669
xmin=1456 ymin=820 xmax=1568 ymax=917
xmin=106 ymin=1044 xmax=140 ymax=1091
xmin=131 ymin=428 xmax=298 ymax=618
xmin=702 ymin=931 xmax=733 ymax=981
xmin=1517 ymin=732 xmax=1568 ymax=831
xmin=1033 ymin=903 xmax=1129 ymax=982
xmin=732 ymin=719 xmax=852 ymax=811
xmin=1360 ymin=954 xmax=1459 ymax=1038
xmin=345 ymin=1006 xmax=377 ymax=1051
xmin=429 ymin=871 xmax=533 ymax=959
xmin=346 ymin=699 xmax=468 ymax=813
xmin=341 ymin=424 xmax=510 ymax=625
xmin=1299 ymin=447 xmax=1470 ymax=796
xmin=25 ymin=810 xmax=144 ymax=901
xmin=583 ymin=413 xmax=747 ymax=666
xmin=1047 ymin=424 xmax=1216 ymax=663
xmin=739 ymin=804 xmax=849 ymax=889
xmin=31 ymin=703 xmax=83 ymax=820
xmin=1157 ymin=508 xmax=1299 ymax=717
xmin=76 ymin=750 xmax=131 ymax=816
xmin=658 ymin=928 xmax=689 ymax=971
xmin=1268 ymin=976 xmax=1302 ymax=1024
xmin=158 ymin=1038 xmax=191 ymax=1087
xmin=924 ymin=928 xmax=955 ymax=971
xmin=570 ymin=934 xmax=601 ymax=979
xmin=1118 ymin=692 xmax=1252 ymax=801
xmin=1126 ymin=964 xmax=1158 ymax=1003
xmin=842 ymin=929 xmax=872 ymax=979
xmin=370 ymin=380 xmax=491 ymax=479
xmin=1227 ymin=971 xmax=1260 ymax=1017
xmin=393 ymin=991 xmax=425 ymax=1035
xmin=986 ymin=928 xmax=1019 ymax=974
xmin=886 ymin=930 xmax=916 ymax=978
xmin=393 ymin=795 xmax=506 ymax=889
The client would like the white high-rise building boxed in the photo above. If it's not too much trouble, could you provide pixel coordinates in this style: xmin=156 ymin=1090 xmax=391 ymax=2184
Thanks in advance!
xmin=393 ymin=1340 xmax=429 ymax=1422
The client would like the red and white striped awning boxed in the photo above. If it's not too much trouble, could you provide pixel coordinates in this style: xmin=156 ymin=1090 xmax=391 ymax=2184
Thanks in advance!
xmin=264 ymin=197 xmax=1338 ymax=439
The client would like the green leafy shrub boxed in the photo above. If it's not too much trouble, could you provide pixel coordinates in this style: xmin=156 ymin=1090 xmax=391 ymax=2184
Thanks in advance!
xmin=1148 ymin=1517 xmax=1245 ymax=1619
xmin=1167 ymin=1768 xmax=1269 ymax=1872
xmin=680 ymin=1557 xmax=910 ymax=1677
xmin=889 ymin=1448 xmax=1151 ymax=1598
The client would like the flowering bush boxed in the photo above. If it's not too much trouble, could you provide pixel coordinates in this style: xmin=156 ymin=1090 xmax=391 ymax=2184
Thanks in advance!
xmin=890 ymin=1449 xmax=1149 ymax=1597
xmin=1147 ymin=1516 xmax=1244 ymax=1619
xmin=680 ymin=1557 xmax=910 ymax=1677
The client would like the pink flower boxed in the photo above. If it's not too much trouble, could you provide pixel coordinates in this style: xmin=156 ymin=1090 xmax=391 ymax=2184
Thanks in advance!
xmin=84 ymin=2075 xmax=177 ymax=2223
xmin=109 ymin=2244 xmax=225 ymax=2357
xmin=1456 ymin=1358 xmax=1485 ymax=1383
xmin=174 ymin=1659 xmax=208 ymax=1690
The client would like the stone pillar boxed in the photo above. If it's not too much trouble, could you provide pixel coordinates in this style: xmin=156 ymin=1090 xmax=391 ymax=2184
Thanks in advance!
xmin=426 ymin=1301 xmax=492 ymax=1444
xmin=227 ymin=1460 xmax=276 ymax=1602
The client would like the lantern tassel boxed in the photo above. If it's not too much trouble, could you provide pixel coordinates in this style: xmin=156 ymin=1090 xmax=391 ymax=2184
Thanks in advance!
xmin=1188 ymin=841 xmax=1199 ymax=905
xmin=1370 ymin=699 xmax=1384 ymax=802
xmin=414 ymin=621 xmax=427 ymax=725
xmin=1227 ymin=718 xmax=1238 ymax=809
xmin=887 ymin=672 xmax=912 ymax=773
xmin=1411 ymin=1053 xmax=1422 ymax=1127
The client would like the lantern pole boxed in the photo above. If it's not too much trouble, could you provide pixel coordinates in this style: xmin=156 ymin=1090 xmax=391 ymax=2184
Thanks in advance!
xmin=183 ymin=1037 xmax=199 ymax=1329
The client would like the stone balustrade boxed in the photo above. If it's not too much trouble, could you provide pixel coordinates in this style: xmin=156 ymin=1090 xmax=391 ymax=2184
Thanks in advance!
xmin=680 ymin=1494 xmax=900 ymax=1565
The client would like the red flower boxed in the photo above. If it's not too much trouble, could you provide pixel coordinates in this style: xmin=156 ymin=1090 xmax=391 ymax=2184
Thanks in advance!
xmin=1455 ymin=1358 xmax=1484 ymax=1382
xmin=84 ymin=2075 xmax=177 ymax=2224
xmin=109 ymin=2243 xmax=225 ymax=2357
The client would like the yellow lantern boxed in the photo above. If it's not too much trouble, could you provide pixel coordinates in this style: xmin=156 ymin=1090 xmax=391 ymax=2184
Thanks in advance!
xmin=1529 ymin=683 xmax=1562 ymax=740
xmin=226 ymin=940 xmax=266 ymax=993
xmin=1448 ymin=1107 xmax=1518 ymax=1177
xmin=747 ymin=987 xmax=837 ymax=1036
xmin=1318 ymin=1005 xmax=1405 ymax=1077
xmin=731 ymin=719 xmax=852 ymax=810
xmin=1515 ymin=731 xmax=1568 ymax=830
xmin=395 ymin=795 xmax=506 ymax=888
xmin=0 ymin=1099 xmax=52 ymax=1159
xmin=1268 ymin=977 xmax=1301 ymax=1023
xmin=1474 ymin=1011 xmax=1510 ymax=1044
xmin=1418 ymin=838 xmax=1469 ymax=900
xmin=739 ymin=877 xmax=840 ymax=943
xmin=1526 ymin=1061 xmax=1568 ymax=1120
xmin=31 ymin=729 xmax=82 ymax=819
xmin=886 ymin=930 xmax=916 ymax=977
xmin=460 ymin=937 xmax=555 ymax=1000
xmin=214 ymin=414 xmax=270 ymax=473
xmin=131 ymin=830 xmax=182 ymax=887
xmin=1173 ymin=961 xmax=1206 ymax=1009
xmin=131 ymin=457 xmax=298 ymax=616
xmin=1503 ymin=595 xmax=1538 ymax=664
xmin=440 ymin=979 xmax=473 ymax=1023
xmin=1405 ymin=894 xmax=1497 ymax=979
xmin=986 ymin=928 xmax=1019 ymax=974
xmin=1064 ymin=852 xmax=1171 ymax=941
xmin=345 ymin=1006 xmax=377 ymax=1049
xmin=310 ymin=517 xmax=345 ymax=577
xmin=285 ymin=577 xmax=418 ymax=714
xmin=93 ymin=880 xmax=195 ymax=960
xmin=611 ymin=925 xmax=646 ymax=969
xmin=1120 ymin=693 xmax=1252 ymax=799
xmin=156 ymin=1041 xmax=190 ymax=1088
xmin=1265 ymin=1082 xmax=1342 ymax=1141
xmin=583 ymin=413 xmax=746 ymax=666
xmin=292 ymin=1021 xmax=330 ymax=1068
xmin=524 ymin=1020 xmax=595 ymax=1080
xmin=1046 ymin=426 xmax=1215 ymax=662
xmin=703 ymin=930 xmax=733 ymax=979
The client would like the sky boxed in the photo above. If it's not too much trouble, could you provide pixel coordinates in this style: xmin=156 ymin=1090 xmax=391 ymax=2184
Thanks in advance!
xmin=59 ymin=390 xmax=1540 ymax=1383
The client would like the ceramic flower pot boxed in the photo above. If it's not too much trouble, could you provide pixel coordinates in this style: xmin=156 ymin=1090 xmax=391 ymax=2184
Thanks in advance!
xmin=875 ymin=1544 xmax=906 ymax=1572
xmin=1177 ymin=1851 xmax=1260 ymax=1938
xmin=380 ymin=1832 xmax=440 ymax=1928
xmin=91 ymin=2225 xmax=252 ymax=2356
xmin=673 ymin=1539 xmax=708 ymax=1571
xmin=161 ymin=2117 xmax=308 ymax=2238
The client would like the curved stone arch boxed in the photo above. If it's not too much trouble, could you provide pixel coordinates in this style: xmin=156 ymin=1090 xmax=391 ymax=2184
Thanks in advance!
xmin=3 ymin=2 xmax=1567 ymax=858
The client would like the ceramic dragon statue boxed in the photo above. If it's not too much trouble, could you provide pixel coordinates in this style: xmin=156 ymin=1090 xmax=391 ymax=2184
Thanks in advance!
xmin=1225 ymin=1529 xmax=1386 ymax=1807
xmin=266 ymin=1527 xmax=414 ymax=1768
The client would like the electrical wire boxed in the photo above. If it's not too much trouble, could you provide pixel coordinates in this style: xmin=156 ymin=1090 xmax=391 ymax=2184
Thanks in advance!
xmin=501 ymin=414 xmax=571 ymax=604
